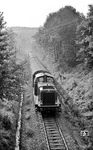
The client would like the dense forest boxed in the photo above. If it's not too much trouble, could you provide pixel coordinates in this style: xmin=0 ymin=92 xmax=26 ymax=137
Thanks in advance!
xmin=0 ymin=12 xmax=23 ymax=150
xmin=35 ymin=5 xmax=93 ymax=71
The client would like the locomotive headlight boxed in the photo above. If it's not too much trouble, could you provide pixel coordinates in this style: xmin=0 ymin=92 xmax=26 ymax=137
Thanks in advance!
xmin=40 ymin=87 xmax=43 ymax=91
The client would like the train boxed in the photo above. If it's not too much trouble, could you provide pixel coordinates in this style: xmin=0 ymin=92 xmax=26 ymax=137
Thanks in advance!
xmin=30 ymin=55 xmax=61 ymax=112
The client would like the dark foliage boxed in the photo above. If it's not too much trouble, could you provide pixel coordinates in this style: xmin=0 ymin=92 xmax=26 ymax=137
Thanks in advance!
xmin=0 ymin=12 xmax=23 ymax=100
xmin=35 ymin=6 xmax=82 ymax=70
xmin=0 ymin=12 xmax=24 ymax=150
xmin=76 ymin=5 xmax=93 ymax=68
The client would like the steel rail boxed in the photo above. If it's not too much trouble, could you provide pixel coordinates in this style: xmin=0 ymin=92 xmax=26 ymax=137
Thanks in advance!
xmin=55 ymin=119 xmax=69 ymax=150
xmin=29 ymin=55 xmax=71 ymax=150
xmin=43 ymin=115 xmax=69 ymax=150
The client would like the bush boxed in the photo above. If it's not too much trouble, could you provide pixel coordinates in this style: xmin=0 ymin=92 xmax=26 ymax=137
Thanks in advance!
xmin=0 ymin=130 xmax=15 ymax=150
xmin=2 ymin=116 xmax=12 ymax=130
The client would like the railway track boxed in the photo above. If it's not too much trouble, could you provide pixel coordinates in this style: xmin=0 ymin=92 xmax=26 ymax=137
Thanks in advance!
xmin=42 ymin=114 xmax=69 ymax=150
xmin=30 ymin=55 xmax=80 ymax=150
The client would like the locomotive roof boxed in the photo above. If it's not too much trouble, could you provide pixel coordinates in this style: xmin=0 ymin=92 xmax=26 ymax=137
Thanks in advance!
xmin=33 ymin=70 xmax=53 ymax=80
xmin=35 ymin=71 xmax=54 ymax=79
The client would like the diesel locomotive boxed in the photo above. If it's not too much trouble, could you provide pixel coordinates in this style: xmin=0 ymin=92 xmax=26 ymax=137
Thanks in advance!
xmin=30 ymin=55 xmax=61 ymax=111
xmin=32 ymin=70 xmax=61 ymax=111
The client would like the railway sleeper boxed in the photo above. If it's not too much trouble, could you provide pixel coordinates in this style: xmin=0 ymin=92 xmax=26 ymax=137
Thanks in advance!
xmin=50 ymin=144 xmax=66 ymax=150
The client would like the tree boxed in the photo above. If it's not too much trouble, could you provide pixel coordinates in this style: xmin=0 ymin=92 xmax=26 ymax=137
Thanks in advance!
xmin=76 ymin=5 xmax=93 ymax=68
xmin=87 ymin=5 xmax=93 ymax=17
xmin=0 ymin=12 xmax=9 ymax=98
xmin=0 ymin=12 xmax=23 ymax=100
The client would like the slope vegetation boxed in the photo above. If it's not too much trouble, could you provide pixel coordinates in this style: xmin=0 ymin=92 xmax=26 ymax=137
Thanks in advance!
xmin=34 ymin=6 xmax=93 ymax=149
xmin=35 ymin=6 xmax=82 ymax=70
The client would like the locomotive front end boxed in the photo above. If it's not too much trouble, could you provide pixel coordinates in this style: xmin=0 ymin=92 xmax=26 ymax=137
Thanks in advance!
xmin=38 ymin=83 xmax=61 ymax=111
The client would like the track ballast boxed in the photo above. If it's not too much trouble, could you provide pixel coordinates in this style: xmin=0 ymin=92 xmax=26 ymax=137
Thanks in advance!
xmin=42 ymin=114 xmax=69 ymax=150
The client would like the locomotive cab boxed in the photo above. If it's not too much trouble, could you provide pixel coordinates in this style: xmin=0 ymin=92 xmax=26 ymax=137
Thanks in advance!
xmin=33 ymin=71 xmax=61 ymax=111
